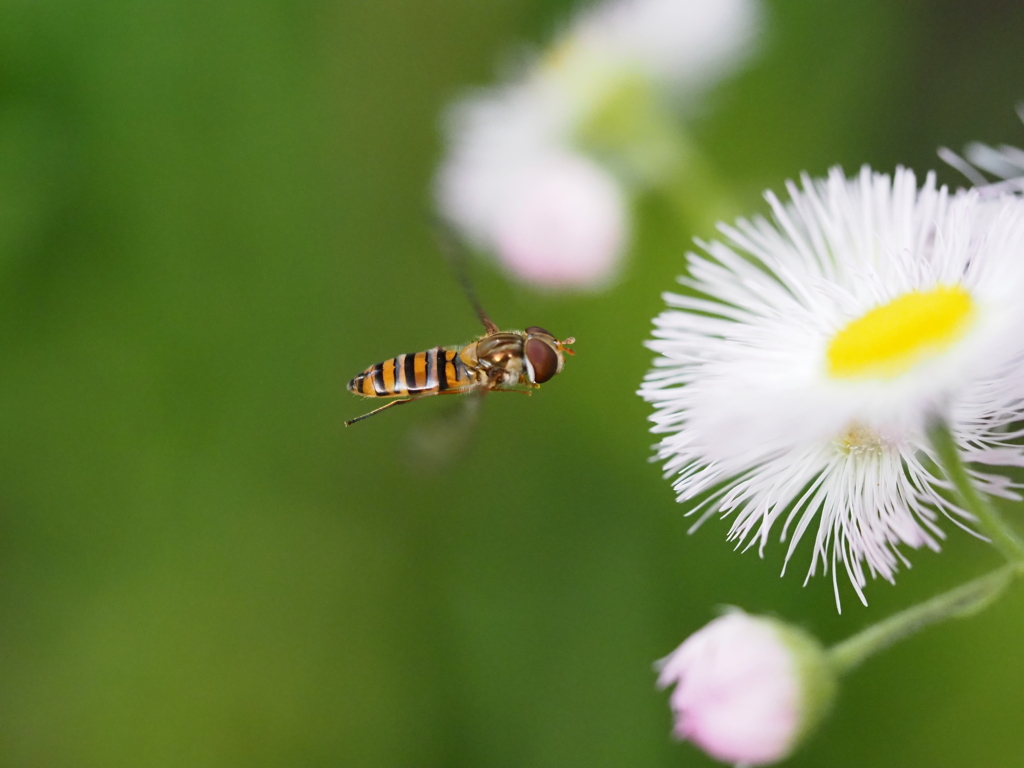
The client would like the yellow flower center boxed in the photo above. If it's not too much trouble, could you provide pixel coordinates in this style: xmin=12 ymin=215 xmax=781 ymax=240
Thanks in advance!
xmin=543 ymin=36 xmax=578 ymax=73
xmin=826 ymin=285 xmax=975 ymax=379
xmin=833 ymin=424 xmax=885 ymax=456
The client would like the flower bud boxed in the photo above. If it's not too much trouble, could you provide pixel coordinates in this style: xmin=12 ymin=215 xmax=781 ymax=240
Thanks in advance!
xmin=656 ymin=611 xmax=836 ymax=766
xmin=492 ymin=152 xmax=628 ymax=289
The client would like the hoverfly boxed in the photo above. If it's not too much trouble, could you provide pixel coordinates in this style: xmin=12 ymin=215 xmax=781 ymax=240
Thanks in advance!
xmin=345 ymin=304 xmax=574 ymax=427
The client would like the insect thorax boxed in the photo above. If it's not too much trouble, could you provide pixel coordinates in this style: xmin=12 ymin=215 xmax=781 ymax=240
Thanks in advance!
xmin=462 ymin=332 xmax=526 ymax=388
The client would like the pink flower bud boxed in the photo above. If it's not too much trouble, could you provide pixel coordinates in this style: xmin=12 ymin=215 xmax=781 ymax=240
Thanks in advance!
xmin=656 ymin=611 xmax=835 ymax=766
xmin=492 ymin=152 xmax=628 ymax=290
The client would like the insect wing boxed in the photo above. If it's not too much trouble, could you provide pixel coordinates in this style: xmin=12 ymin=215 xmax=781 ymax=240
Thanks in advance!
xmin=404 ymin=386 xmax=486 ymax=470
xmin=433 ymin=222 xmax=499 ymax=335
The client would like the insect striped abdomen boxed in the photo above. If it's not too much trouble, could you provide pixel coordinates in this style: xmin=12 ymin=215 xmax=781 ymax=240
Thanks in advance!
xmin=347 ymin=347 xmax=474 ymax=398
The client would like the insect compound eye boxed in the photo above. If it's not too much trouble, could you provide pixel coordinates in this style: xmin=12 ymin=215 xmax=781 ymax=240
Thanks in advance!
xmin=525 ymin=326 xmax=552 ymax=337
xmin=525 ymin=337 xmax=560 ymax=383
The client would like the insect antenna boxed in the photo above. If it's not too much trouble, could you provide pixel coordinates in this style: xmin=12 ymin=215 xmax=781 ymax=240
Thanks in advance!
xmin=432 ymin=220 xmax=499 ymax=335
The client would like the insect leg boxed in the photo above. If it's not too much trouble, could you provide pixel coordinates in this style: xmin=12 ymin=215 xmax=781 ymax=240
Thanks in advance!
xmin=484 ymin=369 xmax=534 ymax=394
xmin=344 ymin=397 xmax=418 ymax=426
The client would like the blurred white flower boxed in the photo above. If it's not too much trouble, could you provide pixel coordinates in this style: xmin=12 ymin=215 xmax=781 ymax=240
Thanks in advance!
xmin=640 ymin=166 xmax=1024 ymax=606
xmin=939 ymin=106 xmax=1024 ymax=195
xmin=435 ymin=0 xmax=761 ymax=290
xmin=557 ymin=0 xmax=760 ymax=103
xmin=657 ymin=611 xmax=835 ymax=766
xmin=964 ymin=140 xmax=1024 ymax=185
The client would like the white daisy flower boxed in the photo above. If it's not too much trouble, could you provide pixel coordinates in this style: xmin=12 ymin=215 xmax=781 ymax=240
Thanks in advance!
xmin=639 ymin=166 xmax=1024 ymax=606
xmin=435 ymin=0 xmax=761 ymax=290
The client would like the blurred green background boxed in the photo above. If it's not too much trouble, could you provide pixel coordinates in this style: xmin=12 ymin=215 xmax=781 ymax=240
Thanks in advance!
xmin=1 ymin=1 xmax=1024 ymax=766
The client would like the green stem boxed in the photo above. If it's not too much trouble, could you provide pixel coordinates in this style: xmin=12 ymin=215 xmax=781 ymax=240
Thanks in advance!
xmin=828 ymin=421 xmax=1024 ymax=674
xmin=576 ymin=79 xmax=740 ymax=234
xmin=928 ymin=419 xmax=1024 ymax=564
xmin=828 ymin=564 xmax=1018 ymax=674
